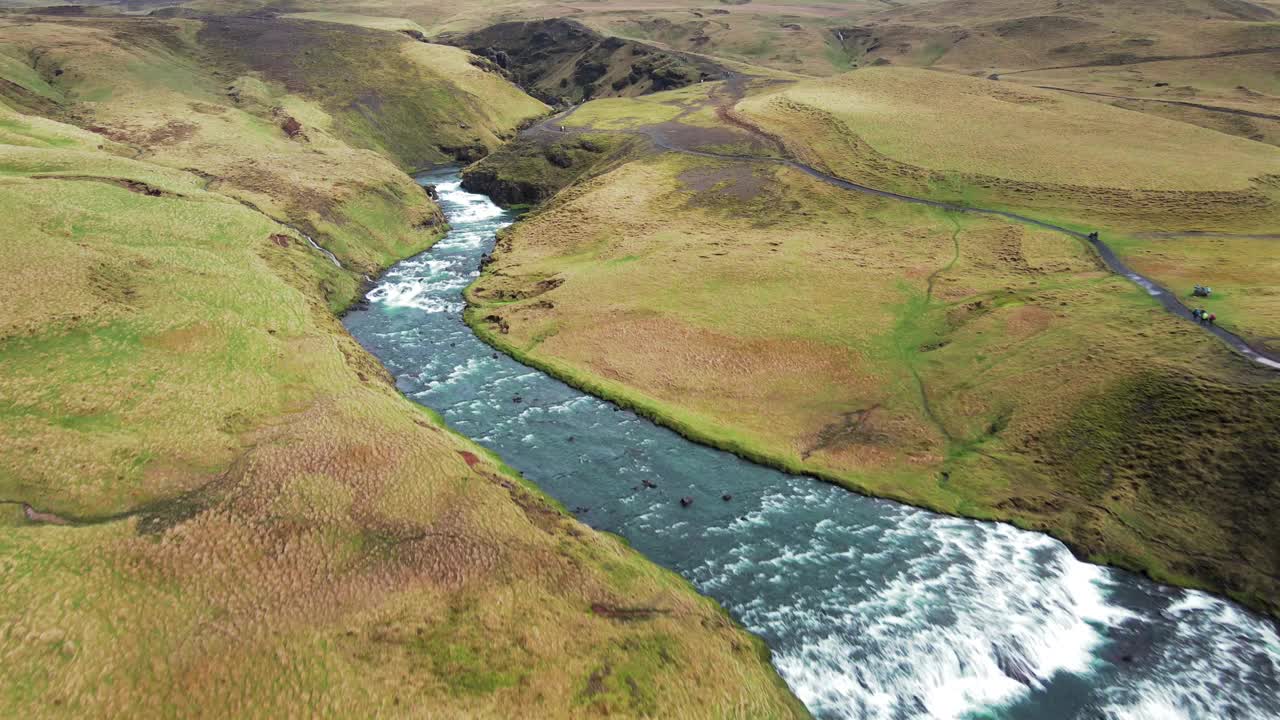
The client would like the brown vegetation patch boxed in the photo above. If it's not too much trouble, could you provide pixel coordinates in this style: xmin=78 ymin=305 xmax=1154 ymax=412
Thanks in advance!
xmin=1003 ymin=304 xmax=1055 ymax=340
xmin=142 ymin=323 xmax=213 ymax=352
xmin=590 ymin=603 xmax=667 ymax=621
xmin=21 ymin=503 xmax=71 ymax=526
xmin=677 ymin=164 xmax=766 ymax=200
xmin=93 ymin=119 xmax=198 ymax=147
xmin=188 ymin=102 xmax=226 ymax=115
xmin=986 ymin=15 xmax=1098 ymax=39
xmin=802 ymin=406 xmax=887 ymax=460
xmin=548 ymin=313 xmax=866 ymax=399
xmin=987 ymin=87 xmax=1059 ymax=107
xmin=394 ymin=527 xmax=503 ymax=590
xmin=87 ymin=261 xmax=140 ymax=307
xmin=473 ymin=275 xmax=563 ymax=303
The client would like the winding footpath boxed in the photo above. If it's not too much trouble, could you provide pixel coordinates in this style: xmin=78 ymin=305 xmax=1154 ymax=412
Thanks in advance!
xmin=536 ymin=76 xmax=1280 ymax=370
xmin=345 ymin=171 xmax=1280 ymax=720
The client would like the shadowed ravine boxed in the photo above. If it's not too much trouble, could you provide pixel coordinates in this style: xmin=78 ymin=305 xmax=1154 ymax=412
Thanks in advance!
xmin=344 ymin=170 xmax=1280 ymax=720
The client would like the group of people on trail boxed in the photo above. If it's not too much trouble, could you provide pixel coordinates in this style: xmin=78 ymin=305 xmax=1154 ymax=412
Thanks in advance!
xmin=1192 ymin=307 xmax=1216 ymax=325
xmin=1190 ymin=283 xmax=1217 ymax=325
xmin=1081 ymin=235 xmax=1227 ymax=328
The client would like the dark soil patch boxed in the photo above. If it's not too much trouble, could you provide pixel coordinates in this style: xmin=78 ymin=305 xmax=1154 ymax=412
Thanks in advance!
xmin=803 ymin=406 xmax=885 ymax=459
xmin=677 ymin=164 xmax=766 ymax=199
xmin=985 ymin=15 xmax=1097 ymax=38
xmin=89 ymin=119 xmax=197 ymax=147
xmin=649 ymin=120 xmax=774 ymax=155
xmin=582 ymin=663 xmax=612 ymax=698
xmin=590 ymin=603 xmax=667 ymax=621
xmin=31 ymin=174 xmax=179 ymax=198
xmin=445 ymin=18 xmax=723 ymax=107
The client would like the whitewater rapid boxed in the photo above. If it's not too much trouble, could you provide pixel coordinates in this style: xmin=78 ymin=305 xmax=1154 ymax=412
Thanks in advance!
xmin=344 ymin=172 xmax=1280 ymax=720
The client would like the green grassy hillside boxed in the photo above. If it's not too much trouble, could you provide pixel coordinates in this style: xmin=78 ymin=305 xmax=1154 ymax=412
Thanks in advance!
xmin=196 ymin=16 xmax=548 ymax=168
xmin=468 ymin=80 xmax=1280 ymax=615
xmin=0 ymin=13 xmax=809 ymax=718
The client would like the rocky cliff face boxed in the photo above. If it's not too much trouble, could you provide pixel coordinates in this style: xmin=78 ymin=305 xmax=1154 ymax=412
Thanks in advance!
xmin=461 ymin=134 xmax=638 ymax=206
xmin=442 ymin=18 xmax=723 ymax=107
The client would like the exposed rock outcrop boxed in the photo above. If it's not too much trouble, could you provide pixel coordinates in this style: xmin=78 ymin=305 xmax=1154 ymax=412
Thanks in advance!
xmin=441 ymin=18 xmax=723 ymax=107
xmin=461 ymin=134 xmax=637 ymax=207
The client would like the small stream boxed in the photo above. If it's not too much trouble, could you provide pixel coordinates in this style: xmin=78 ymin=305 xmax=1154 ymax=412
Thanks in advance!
xmin=344 ymin=170 xmax=1280 ymax=720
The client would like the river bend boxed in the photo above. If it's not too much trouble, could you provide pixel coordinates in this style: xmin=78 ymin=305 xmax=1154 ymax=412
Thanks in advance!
xmin=343 ymin=170 xmax=1280 ymax=720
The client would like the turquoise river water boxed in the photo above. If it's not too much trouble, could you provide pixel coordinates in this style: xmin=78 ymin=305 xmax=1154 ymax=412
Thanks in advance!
xmin=343 ymin=170 xmax=1280 ymax=720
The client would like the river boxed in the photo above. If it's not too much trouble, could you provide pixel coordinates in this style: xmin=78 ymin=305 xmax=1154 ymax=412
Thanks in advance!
xmin=343 ymin=169 xmax=1280 ymax=720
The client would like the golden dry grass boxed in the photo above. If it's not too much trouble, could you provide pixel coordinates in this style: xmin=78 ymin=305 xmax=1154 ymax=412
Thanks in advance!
xmin=1009 ymin=53 xmax=1280 ymax=115
xmin=741 ymin=67 xmax=1278 ymax=192
xmin=861 ymin=0 xmax=1280 ymax=74
xmin=1112 ymin=233 xmax=1280 ymax=345
xmin=998 ymin=53 xmax=1280 ymax=145
xmin=737 ymin=66 xmax=1280 ymax=337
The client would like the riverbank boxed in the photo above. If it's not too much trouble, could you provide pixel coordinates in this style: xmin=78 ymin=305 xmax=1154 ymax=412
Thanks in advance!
xmin=353 ymin=173 xmax=1280 ymax=719
xmin=464 ymin=293 xmax=1277 ymax=615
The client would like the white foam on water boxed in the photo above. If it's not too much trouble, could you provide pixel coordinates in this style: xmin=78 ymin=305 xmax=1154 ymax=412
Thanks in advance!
xmin=760 ymin=544 xmax=827 ymax=568
xmin=393 ymin=257 xmax=455 ymax=276
xmin=368 ymin=277 xmax=463 ymax=312
xmin=704 ymin=509 xmax=771 ymax=535
xmin=724 ymin=510 xmax=1128 ymax=720
xmin=433 ymin=357 xmax=487 ymax=387
xmin=437 ymin=181 xmax=506 ymax=223
xmin=545 ymin=396 xmax=596 ymax=414
xmin=1093 ymin=589 xmax=1280 ymax=720
xmin=1165 ymin=591 xmax=1217 ymax=615
xmin=305 ymin=235 xmax=342 ymax=267
xmin=1097 ymin=692 xmax=1191 ymax=720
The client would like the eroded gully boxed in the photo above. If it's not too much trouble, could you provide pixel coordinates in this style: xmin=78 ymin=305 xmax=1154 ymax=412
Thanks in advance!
xmin=344 ymin=170 xmax=1280 ymax=720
